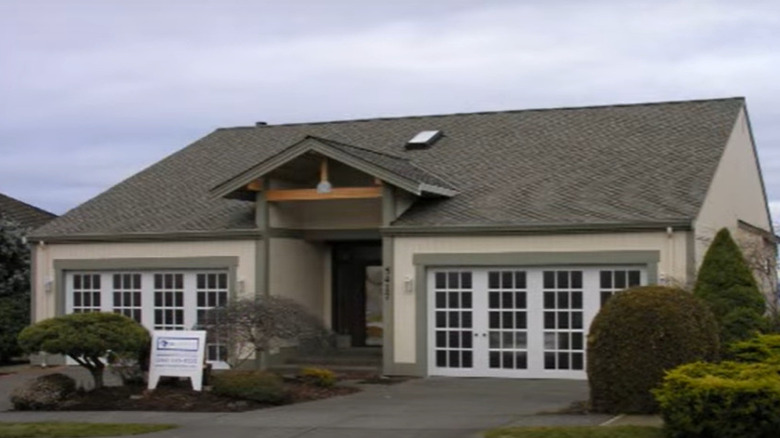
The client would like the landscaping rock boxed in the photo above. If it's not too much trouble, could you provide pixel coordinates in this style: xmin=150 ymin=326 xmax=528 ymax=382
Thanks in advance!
xmin=10 ymin=373 xmax=76 ymax=410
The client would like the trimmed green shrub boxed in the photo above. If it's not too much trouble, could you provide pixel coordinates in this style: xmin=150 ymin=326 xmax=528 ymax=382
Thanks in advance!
xmin=694 ymin=228 xmax=766 ymax=344
xmin=211 ymin=370 xmax=288 ymax=404
xmin=727 ymin=334 xmax=780 ymax=364
xmin=654 ymin=361 xmax=780 ymax=438
xmin=588 ymin=286 xmax=719 ymax=414
xmin=18 ymin=312 xmax=150 ymax=389
xmin=299 ymin=367 xmax=336 ymax=388
xmin=10 ymin=373 xmax=76 ymax=410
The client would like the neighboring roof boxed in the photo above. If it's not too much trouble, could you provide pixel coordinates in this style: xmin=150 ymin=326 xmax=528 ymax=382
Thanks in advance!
xmin=212 ymin=135 xmax=457 ymax=199
xmin=0 ymin=193 xmax=57 ymax=230
xmin=33 ymin=97 xmax=746 ymax=239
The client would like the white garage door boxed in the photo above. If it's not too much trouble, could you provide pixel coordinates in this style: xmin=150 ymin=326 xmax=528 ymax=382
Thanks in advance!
xmin=428 ymin=267 xmax=645 ymax=379
xmin=64 ymin=270 xmax=230 ymax=368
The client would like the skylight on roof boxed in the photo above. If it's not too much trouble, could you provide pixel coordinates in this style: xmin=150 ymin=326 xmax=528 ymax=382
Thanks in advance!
xmin=406 ymin=130 xmax=443 ymax=149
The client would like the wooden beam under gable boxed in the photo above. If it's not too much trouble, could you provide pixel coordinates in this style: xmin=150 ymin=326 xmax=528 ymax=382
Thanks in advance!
xmin=246 ymin=180 xmax=263 ymax=191
xmin=265 ymin=186 xmax=382 ymax=202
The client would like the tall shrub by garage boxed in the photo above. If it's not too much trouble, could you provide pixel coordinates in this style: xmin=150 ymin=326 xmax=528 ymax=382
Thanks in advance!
xmin=588 ymin=286 xmax=719 ymax=413
xmin=0 ymin=216 xmax=31 ymax=363
xmin=694 ymin=228 xmax=765 ymax=345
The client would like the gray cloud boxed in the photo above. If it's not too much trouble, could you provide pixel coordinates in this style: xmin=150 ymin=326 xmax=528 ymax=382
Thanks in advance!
xmin=1 ymin=0 xmax=779 ymax=224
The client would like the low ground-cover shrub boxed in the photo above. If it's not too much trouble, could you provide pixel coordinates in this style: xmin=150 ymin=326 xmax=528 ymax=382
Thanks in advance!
xmin=654 ymin=361 xmax=780 ymax=438
xmin=299 ymin=367 xmax=336 ymax=388
xmin=211 ymin=370 xmax=288 ymax=404
xmin=588 ymin=286 xmax=719 ymax=414
xmin=726 ymin=333 xmax=780 ymax=364
xmin=11 ymin=373 xmax=77 ymax=410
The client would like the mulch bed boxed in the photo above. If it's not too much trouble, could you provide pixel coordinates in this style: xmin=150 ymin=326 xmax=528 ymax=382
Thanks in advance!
xmin=55 ymin=381 xmax=359 ymax=412
xmin=356 ymin=376 xmax=411 ymax=385
xmin=334 ymin=370 xmax=414 ymax=385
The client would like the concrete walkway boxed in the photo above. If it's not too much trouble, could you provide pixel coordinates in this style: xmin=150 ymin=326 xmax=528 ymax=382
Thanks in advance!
xmin=1 ymin=367 xmax=609 ymax=438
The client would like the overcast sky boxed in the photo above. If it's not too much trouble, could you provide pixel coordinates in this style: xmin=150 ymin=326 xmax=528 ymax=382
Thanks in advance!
xmin=2 ymin=0 xmax=779 ymax=225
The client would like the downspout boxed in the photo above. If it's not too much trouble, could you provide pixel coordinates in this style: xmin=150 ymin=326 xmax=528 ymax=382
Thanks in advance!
xmin=666 ymin=226 xmax=674 ymax=286
xmin=37 ymin=240 xmax=50 ymax=367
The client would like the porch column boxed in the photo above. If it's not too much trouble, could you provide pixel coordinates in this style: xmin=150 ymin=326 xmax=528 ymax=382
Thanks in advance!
xmin=255 ymin=178 xmax=270 ymax=297
xmin=381 ymin=184 xmax=395 ymax=374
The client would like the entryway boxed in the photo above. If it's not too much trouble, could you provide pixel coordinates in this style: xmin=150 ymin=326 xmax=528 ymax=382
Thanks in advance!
xmin=427 ymin=267 xmax=646 ymax=379
xmin=331 ymin=242 xmax=383 ymax=348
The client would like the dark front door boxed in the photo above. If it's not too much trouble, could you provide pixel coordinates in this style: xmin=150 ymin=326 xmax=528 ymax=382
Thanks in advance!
xmin=332 ymin=242 xmax=382 ymax=347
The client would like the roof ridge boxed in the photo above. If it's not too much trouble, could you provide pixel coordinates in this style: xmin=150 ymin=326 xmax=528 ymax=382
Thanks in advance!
xmin=307 ymin=135 xmax=408 ymax=160
xmin=216 ymin=96 xmax=745 ymax=130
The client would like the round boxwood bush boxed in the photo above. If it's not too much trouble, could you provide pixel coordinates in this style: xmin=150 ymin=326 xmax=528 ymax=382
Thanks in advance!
xmin=211 ymin=370 xmax=288 ymax=404
xmin=654 ymin=361 xmax=780 ymax=438
xmin=588 ymin=286 xmax=719 ymax=413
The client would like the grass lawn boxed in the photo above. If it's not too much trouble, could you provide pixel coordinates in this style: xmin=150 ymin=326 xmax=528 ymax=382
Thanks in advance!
xmin=0 ymin=422 xmax=176 ymax=438
xmin=485 ymin=425 xmax=664 ymax=438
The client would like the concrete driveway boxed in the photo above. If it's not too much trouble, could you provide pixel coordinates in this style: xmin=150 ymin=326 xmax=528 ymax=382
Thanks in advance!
xmin=1 ymin=370 xmax=606 ymax=438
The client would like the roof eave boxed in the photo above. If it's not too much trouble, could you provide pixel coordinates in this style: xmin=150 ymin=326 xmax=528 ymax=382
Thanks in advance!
xmin=382 ymin=220 xmax=693 ymax=236
xmin=418 ymin=183 xmax=458 ymax=197
xmin=28 ymin=229 xmax=263 ymax=244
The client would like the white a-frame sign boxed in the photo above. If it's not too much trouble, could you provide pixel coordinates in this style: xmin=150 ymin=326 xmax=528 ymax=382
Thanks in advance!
xmin=148 ymin=330 xmax=207 ymax=391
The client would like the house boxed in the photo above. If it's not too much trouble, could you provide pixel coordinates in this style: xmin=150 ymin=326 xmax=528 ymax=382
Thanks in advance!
xmin=28 ymin=97 xmax=774 ymax=379
xmin=0 ymin=192 xmax=56 ymax=230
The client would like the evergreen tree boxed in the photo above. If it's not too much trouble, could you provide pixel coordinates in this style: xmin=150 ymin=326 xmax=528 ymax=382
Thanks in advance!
xmin=694 ymin=228 xmax=766 ymax=345
xmin=0 ymin=215 xmax=31 ymax=362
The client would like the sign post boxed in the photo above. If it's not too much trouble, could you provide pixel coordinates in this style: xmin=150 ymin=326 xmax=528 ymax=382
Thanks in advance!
xmin=148 ymin=330 xmax=207 ymax=391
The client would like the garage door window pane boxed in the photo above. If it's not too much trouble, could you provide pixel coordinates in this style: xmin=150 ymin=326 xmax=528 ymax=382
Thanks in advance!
xmin=487 ymin=270 xmax=528 ymax=370
xmin=436 ymin=332 xmax=446 ymax=348
xmin=112 ymin=273 xmax=142 ymax=323
xmin=600 ymin=269 xmax=643 ymax=306
xmin=432 ymin=270 xmax=474 ymax=369
xmin=435 ymin=273 xmax=446 ymax=289
xmin=154 ymin=273 xmax=184 ymax=330
xmin=72 ymin=274 xmax=101 ymax=313
xmin=543 ymin=270 xmax=584 ymax=371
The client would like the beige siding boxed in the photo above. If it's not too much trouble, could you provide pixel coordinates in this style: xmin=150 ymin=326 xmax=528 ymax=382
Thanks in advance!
xmin=268 ymin=237 xmax=327 ymax=319
xmin=269 ymin=199 xmax=381 ymax=229
xmin=695 ymin=108 xmax=772 ymax=267
xmin=392 ymin=231 xmax=690 ymax=364
xmin=33 ymin=240 xmax=257 ymax=322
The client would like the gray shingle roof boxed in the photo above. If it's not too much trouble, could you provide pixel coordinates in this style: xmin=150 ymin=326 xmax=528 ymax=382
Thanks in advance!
xmin=0 ymin=193 xmax=57 ymax=230
xmin=32 ymin=97 xmax=745 ymax=238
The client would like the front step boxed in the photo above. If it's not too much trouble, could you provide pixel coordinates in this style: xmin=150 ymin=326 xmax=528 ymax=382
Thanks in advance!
xmin=285 ymin=354 xmax=381 ymax=367
xmin=272 ymin=347 xmax=382 ymax=375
